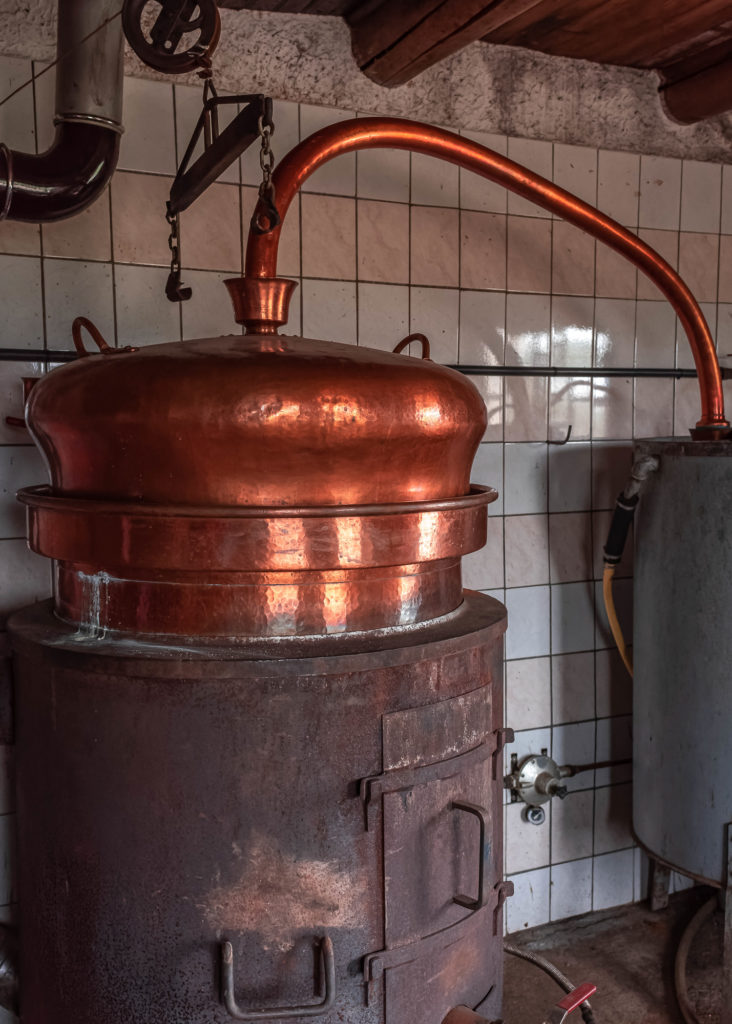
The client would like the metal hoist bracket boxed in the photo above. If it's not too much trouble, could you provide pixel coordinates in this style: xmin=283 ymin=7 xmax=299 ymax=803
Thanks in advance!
xmin=121 ymin=1 xmax=277 ymax=303
xmin=163 ymin=90 xmax=275 ymax=302
xmin=163 ymin=88 xmax=275 ymax=303
xmin=169 ymin=93 xmax=274 ymax=217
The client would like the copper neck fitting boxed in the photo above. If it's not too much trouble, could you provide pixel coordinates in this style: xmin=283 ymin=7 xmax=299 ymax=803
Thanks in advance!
xmin=226 ymin=277 xmax=296 ymax=334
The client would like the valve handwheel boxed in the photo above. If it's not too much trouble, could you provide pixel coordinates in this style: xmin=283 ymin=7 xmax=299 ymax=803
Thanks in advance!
xmin=122 ymin=0 xmax=221 ymax=74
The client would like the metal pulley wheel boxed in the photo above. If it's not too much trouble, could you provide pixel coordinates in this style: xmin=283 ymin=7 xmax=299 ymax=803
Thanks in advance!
xmin=122 ymin=0 xmax=221 ymax=74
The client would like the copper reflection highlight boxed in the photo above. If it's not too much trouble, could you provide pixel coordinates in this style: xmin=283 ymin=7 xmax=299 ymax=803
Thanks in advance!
xmin=242 ymin=117 xmax=728 ymax=433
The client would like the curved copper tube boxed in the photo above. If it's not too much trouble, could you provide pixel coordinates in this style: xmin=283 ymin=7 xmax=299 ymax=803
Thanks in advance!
xmin=243 ymin=117 xmax=728 ymax=434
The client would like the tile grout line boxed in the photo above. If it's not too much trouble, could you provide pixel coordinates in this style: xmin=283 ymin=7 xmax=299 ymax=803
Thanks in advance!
xmin=587 ymin=147 xmax=611 ymax=913
xmin=546 ymin=140 xmax=556 ymax=921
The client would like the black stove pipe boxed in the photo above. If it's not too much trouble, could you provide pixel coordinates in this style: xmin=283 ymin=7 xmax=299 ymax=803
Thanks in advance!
xmin=0 ymin=0 xmax=124 ymax=222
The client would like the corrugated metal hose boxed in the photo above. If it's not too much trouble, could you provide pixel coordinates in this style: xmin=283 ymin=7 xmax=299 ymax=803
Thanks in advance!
xmin=504 ymin=942 xmax=597 ymax=1024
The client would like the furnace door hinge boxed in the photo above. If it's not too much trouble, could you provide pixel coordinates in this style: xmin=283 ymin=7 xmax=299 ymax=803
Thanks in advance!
xmin=492 ymin=727 xmax=514 ymax=780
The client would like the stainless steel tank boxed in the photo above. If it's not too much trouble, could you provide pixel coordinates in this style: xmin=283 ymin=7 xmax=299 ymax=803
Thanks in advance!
xmin=633 ymin=438 xmax=732 ymax=886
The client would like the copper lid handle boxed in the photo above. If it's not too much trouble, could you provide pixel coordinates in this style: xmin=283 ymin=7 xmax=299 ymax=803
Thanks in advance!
xmin=71 ymin=317 xmax=137 ymax=357
xmin=393 ymin=333 xmax=431 ymax=360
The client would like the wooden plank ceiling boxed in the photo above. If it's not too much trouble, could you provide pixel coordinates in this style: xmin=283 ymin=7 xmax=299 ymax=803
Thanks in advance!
xmin=219 ymin=0 xmax=732 ymax=122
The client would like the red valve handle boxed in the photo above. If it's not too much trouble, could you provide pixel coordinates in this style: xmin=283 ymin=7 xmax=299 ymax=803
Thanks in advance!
xmin=557 ymin=984 xmax=597 ymax=1013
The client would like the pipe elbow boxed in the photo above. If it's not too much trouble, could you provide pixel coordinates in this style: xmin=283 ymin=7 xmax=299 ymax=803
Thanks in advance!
xmin=2 ymin=122 xmax=121 ymax=223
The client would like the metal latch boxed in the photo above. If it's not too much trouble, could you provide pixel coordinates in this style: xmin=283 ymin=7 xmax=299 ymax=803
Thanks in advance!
xmin=493 ymin=879 xmax=514 ymax=935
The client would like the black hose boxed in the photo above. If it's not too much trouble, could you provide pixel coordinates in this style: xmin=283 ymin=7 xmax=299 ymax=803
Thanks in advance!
xmin=504 ymin=942 xmax=597 ymax=1024
xmin=673 ymin=895 xmax=717 ymax=1024
xmin=602 ymin=492 xmax=639 ymax=565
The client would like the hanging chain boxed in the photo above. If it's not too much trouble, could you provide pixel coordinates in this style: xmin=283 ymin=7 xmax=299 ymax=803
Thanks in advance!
xmin=164 ymin=54 xmax=215 ymax=303
xmin=252 ymin=103 xmax=280 ymax=235
xmin=259 ymin=113 xmax=275 ymax=200
xmin=165 ymin=203 xmax=192 ymax=302
xmin=166 ymin=205 xmax=181 ymax=276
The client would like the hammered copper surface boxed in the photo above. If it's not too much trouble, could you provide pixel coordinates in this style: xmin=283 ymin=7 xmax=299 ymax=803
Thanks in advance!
xmin=53 ymin=559 xmax=464 ymax=636
xmin=26 ymin=333 xmax=486 ymax=507
xmin=10 ymin=593 xmax=507 ymax=1024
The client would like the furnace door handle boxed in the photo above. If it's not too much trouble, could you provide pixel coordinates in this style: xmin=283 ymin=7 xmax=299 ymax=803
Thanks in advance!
xmin=452 ymin=800 xmax=490 ymax=912
xmin=221 ymin=936 xmax=335 ymax=1020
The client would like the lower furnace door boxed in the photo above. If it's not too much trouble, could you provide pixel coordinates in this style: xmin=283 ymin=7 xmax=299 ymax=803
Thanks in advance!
xmin=365 ymin=740 xmax=502 ymax=1024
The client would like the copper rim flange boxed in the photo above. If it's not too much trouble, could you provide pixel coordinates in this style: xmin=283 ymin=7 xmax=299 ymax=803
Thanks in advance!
xmin=20 ymin=485 xmax=496 ymax=639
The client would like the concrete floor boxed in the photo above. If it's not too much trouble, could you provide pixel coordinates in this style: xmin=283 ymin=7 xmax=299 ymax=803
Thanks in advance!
xmin=503 ymin=888 xmax=724 ymax=1023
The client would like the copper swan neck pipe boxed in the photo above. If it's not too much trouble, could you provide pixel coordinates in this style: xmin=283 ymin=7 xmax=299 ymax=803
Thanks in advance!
xmin=240 ymin=116 xmax=728 ymax=435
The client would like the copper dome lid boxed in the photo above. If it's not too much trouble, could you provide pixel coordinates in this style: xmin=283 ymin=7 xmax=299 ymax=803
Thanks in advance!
xmin=27 ymin=329 xmax=485 ymax=508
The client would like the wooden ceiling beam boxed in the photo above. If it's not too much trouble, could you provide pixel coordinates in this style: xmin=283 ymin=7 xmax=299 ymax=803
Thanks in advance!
xmin=661 ymin=55 xmax=732 ymax=124
xmin=345 ymin=0 xmax=548 ymax=87
xmin=648 ymin=25 xmax=732 ymax=73
xmin=219 ymin=0 xmax=732 ymax=119
xmin=482 ymin=0 xmax=732 ymax=68
xmin=218 ymin=1 xmax=347 ymax=12
xmin=660 ymin=37 xmax=732 ymax=85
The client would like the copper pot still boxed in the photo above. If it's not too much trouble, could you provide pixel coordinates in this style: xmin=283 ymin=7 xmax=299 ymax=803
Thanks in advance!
xmin=8 ymin=116 xmax=729 ymax=1024
xmin=12 ymin=122 xmax=510 ymax=1024
xmin=18 ymin=115 xmax=730 ymax=640
xmin=13 ymin=287 xmax=510 ymax=1024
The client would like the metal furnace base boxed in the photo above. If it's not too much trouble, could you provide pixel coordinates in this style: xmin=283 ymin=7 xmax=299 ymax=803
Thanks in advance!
xmin=10 ymin=592 xmax=508 ymax=1024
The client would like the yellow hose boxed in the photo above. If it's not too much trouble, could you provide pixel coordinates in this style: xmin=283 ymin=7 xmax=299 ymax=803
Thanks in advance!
xmin=602 ymin=564 xmax=633 ymax=678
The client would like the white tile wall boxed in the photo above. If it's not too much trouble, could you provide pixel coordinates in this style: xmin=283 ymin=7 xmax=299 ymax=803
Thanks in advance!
xmin=0 ymin=62 xmax=721 ymax=948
